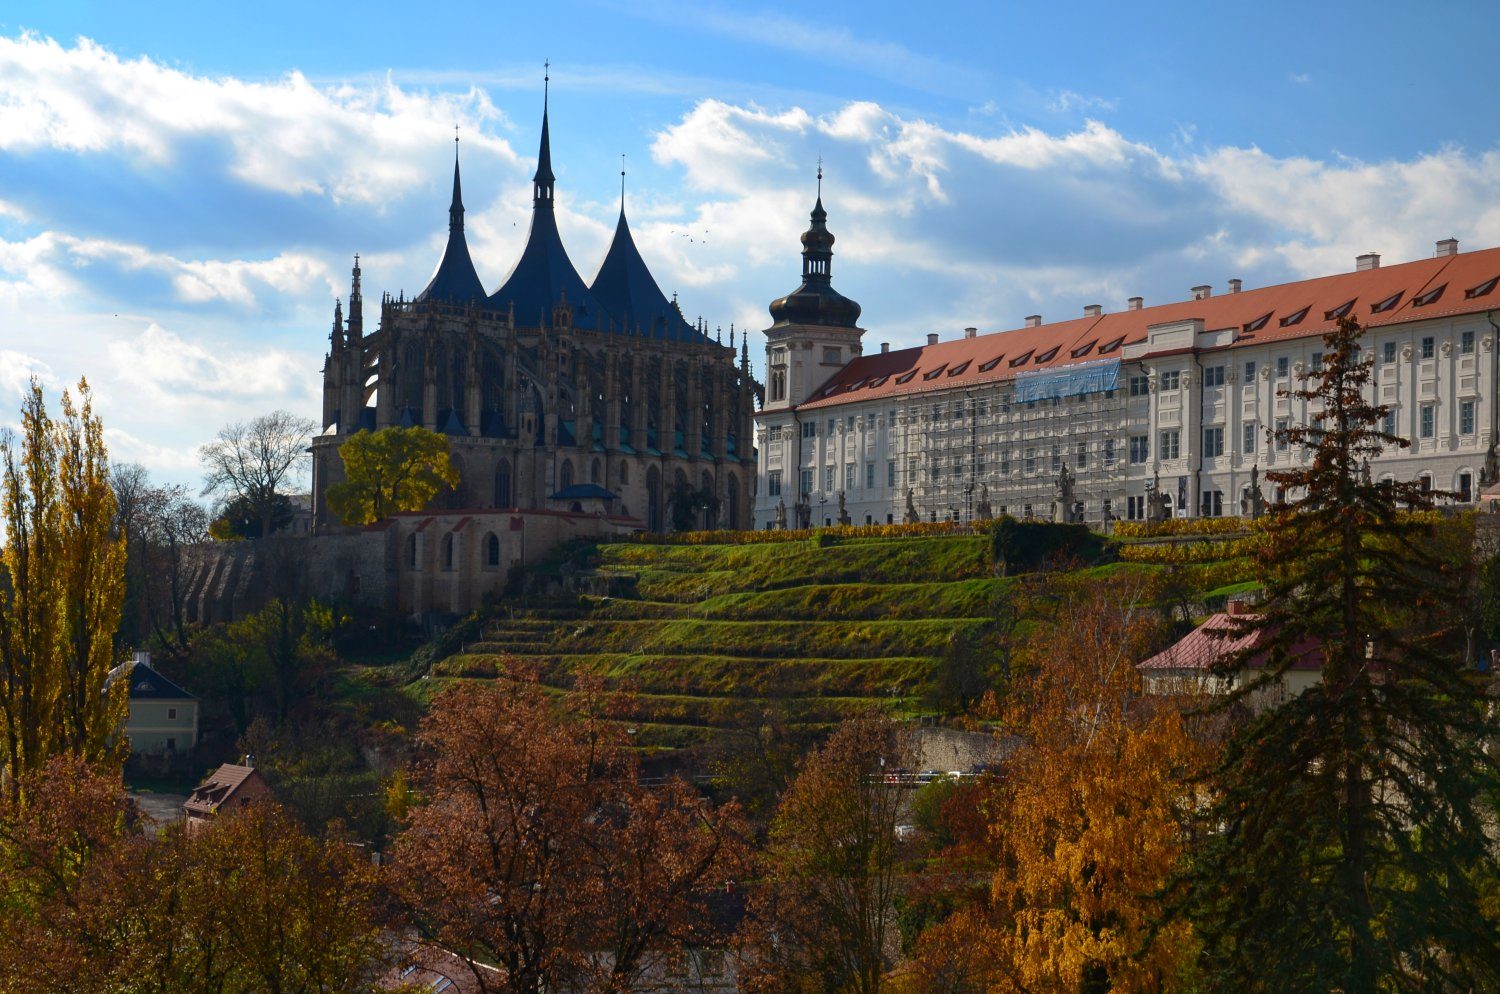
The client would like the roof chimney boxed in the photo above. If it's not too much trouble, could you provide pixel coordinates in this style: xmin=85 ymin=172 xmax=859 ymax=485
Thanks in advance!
xmin=1191 ymin=285 xmax=1212 ymax=301
xmin=1356 ymin=252 xmax=1381 ymax=271
xmin=964 ymin=326 xmax=977 ymax=339
xmin=1228 ymin=278 xmax=1243 ymax=294
xmin=1436 ymin=237 xmax=1459 ymax=257
xmin=1024 ymin=314 xmax=1042 ymax=328
xmin=926 ymin=333 xmax=939 ymax=346
xmin=1083 ymin=304 xmax=1102 ymax=318
xmin=880 ymin=342 xmax=889 ymax=354
xmin=1127 ymin=296 xmax=1143 ymax=311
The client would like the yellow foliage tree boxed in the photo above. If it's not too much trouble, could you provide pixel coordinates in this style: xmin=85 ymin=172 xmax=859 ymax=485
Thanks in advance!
xmin=985 ymin=580 xmax=1206 ymax=994
xmin=0 ymin=379 xmax=127 ymax=797
xmin=326 ymin=426 xmax=459 ymax=527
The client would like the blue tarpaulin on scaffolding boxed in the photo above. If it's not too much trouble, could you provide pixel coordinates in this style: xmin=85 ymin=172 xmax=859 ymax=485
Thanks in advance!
xmin=1012 ymin=359 xmax=1120 ymax=403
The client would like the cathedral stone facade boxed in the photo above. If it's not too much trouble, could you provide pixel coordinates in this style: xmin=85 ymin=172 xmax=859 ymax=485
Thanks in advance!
xmin=311 ymin=83 xmax=758 ymax=538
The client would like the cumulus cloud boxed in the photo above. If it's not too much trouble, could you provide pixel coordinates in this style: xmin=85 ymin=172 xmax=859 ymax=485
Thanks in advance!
xmin=0 ymin=33 xmax=517 ymax=205
xmin=107 ymin=323 xmax=311 ymax=404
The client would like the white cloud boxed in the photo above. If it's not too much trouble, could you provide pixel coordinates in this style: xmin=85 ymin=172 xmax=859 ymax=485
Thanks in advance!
xmin=0 ymin=33 xmax=517 ymax=204
xmin=0 ymin=350 xmax=57 ymax=399
xmin=107 ymin=323 xmax=311 ymax=404
xmin=1048 ymin=90 xmax=1118 ymax=114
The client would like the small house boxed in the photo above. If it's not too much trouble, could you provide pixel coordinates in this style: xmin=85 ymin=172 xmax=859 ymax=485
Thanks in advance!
xmin=1137 ymin=603 xmax=1322 ymax=710
xmin=184 ymin=761 xmax=272 ymax=830
xmin=110 ymin=652 xmax=199 ymax=763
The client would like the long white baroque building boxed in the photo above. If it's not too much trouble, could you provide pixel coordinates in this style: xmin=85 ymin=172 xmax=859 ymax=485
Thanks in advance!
xmin=753 ymin=194 xmax=1500 ymax=529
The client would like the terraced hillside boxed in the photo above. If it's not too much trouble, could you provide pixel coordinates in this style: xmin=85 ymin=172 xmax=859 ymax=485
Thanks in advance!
xmin=424 ymin=532 xmax=1008 ymax=750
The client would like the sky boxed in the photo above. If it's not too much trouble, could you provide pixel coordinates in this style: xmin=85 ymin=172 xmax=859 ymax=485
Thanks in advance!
xmin=2 ymin=0 xmax=1499 ymax=491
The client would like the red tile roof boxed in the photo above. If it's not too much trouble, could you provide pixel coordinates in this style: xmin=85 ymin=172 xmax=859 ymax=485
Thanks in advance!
xmin=183 ymin=764 xmax=267 ymax=817
xmin=1137 ymin=613 xmax=1322 ymax=673
xmin=798 ymin=245 xmax=1500 ymax=411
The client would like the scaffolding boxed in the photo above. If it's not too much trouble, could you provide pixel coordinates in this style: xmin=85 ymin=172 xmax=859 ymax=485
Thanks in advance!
xmin=894 ymin=359 xmax=1131 ymax=527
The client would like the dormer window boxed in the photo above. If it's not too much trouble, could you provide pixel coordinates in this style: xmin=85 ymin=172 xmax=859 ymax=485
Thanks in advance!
xmin=1009 ymin=350 xmax=1034 ymax=367
xmin=1071 ymin=340 xmax=1098 ymax=358
xmin=979 ymin=355 xmax=1005 ymax=372
xmin=1371 ymin=291 xmax=1403 ymax=314
xmin=1279 ymin=306 xmax=1310 ymax=328
xmin=1465 ymin=276 xmax=1499 ymax=299
xmin=1243 ymin=312 xmax=1272 ymax=334
xmin=895 ymin=370 xmax=918 ymax=384
xmin=923 ymin=363 xmax=948 ymax=380
xmin=1099 ymin=335 xmax=1126 ymax=354
xmin=869 ymin=374 xmax=889 ymax=388
xmin=1412 ymin=284 xmax=1446 ymax=307
xmin=947 ymin=360 xmax=971 ymax=376
xmin=1035 ymin=346 xmax=1060 ymax=363
xmin=1324 ymin=299 xmax=1356 ymax=320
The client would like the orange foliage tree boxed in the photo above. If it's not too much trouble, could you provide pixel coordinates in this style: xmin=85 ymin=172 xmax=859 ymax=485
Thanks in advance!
xmin=904 ymin=580 xmax=1207 ymax=994
xmin=389 ymin=678 xmax=749 ymax=994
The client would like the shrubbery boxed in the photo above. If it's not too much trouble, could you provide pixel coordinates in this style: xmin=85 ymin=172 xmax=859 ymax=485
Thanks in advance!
xmin=989 ymin=516 xmax=1113 ymax=575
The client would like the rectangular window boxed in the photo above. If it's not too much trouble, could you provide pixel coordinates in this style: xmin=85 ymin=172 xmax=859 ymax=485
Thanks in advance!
xmin=827 ymin=419 xmax=835 ymax=435
xmin=1311 ymin=351 xmax=1323 ymax=370
xmin=768 ymin=425 xmax=782 ymax=442
xmin=1127 ymin=495 xmax=1145 ymax=520
xmin=167 ymin=708 xmax=177 ymax=720
xmin=823 ymin=466 xmax=835 ymax=491
xmin=1203 ymin=365 xmax=1225 ymax=387
xmin=1203 ymin=426 xmax=1224 ymax=458
xmin=1383 ymin=341 xmax=1397 ymax=364
xmin=1128 ymin=375 xmax=1149 ymax=397
xmin=1024 ymin=449 xmax=1036 ymax=474
xmin=1420 ymin=403 xmax=1435 ymax=438
xmin=1461 ymin=400 xmax=1476 ymax=435
xmin=865 ymin=462 xmax=875 ymax=489
xmin=1383 ymin=409 xmax=1397 ymax=437
xmin=800 ymin=469 xmax=813 ymax=496
xmin=1421 ymin=337 xmax=1435 ymax=359
xmin=1275 ymin=418 xmax=1289 ymax=451
xmin=1050 ymin=446 xmax=1061 ymax=472
xmin=846 ymin=416 xmax=855 ymax=430
xmin=1244 ymin=360 xmax=1257 ymax=380
xmin=1462 ymin=330 xmax=1476 ymax=355
xmin=767 ymin=471 xmax=782 ymax=497
xmin=953 ymin=402 xmax=965 ymax=420
xmin=1075 ymin=441 xmax=1087 ymax=469
xmin=1000 ymin=450 xmax=1011 ymax=475
xmin=1160 ymin=370 xmax=1181 ymax=391
xmin=887 ymin=461 xmax=896 ymax=487
xmin=1129 ymin=435 xmax=1149 ymax=464
xmin=1277 ymin=356 xmax=1289 ymax=378
xmin=1200 ymin=490 xmax=1224 ymax=517
xmin=802 ymin=421 xmax=817 ymax=438
xmin=1103 ymin=438 xmax=1116 ymax=465
xmin=1160 ymin=430 xmax=1181 ymax=460
xmin=845 ymin=463 xmax=857 ymax=490
xmin=1243 ymin=422 xmax=1257 ymax=454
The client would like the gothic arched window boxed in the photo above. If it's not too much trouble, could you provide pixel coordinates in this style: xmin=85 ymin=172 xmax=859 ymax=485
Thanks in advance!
xmin=485 ymin=532 xmax=500 ymax=569
xmin=494 ymin=459 xmax=512 ymax=508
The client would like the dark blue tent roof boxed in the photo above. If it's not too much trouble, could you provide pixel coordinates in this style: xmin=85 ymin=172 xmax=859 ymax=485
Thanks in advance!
xmin=548 ymin=483 xmax=618 ymax=501
xmin=488 ymin=206 xmax=609 ymax=329
xmin=124 ymin=663 xmax=195 ymax=701
xmin=589 ymin=210 xmax=701 ymax=341
xmin=417 ymin=156 xmax=487 ymax=305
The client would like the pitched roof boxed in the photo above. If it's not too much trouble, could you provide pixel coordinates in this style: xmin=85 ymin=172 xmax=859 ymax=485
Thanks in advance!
xmin=589 ymin=210 xmax=701 ymax=341
xmin=416 ymin=155 xmax=487 ymax=305
xmin=1137 ymin=613 xmax=1322 ymax=673
xmin=124 ymin=662 xmax=195 ymax=701
xmin=487 ymin=192 xmax=610 ymax=330
xmin=798 ymin=245 xmax=1500 ymax=411
xmin=184 ymin=764 xmax=265 ymax=816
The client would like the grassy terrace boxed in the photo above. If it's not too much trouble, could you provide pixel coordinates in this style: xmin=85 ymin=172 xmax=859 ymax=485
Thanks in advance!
xmin=411 ymin=529 xmax=1252 ymax=751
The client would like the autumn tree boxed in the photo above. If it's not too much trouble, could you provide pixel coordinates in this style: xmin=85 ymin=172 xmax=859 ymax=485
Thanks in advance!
xmin=743 ymin=715 xmax=913 ymax=994
xmin=326 ymin=426 xmax=459 ymax=527
xmin=974 ymin=579 xmax=1204 ymax=994
xmin=0 ymin=380 xmax=126 ymax=796
xmin=113 ymin=463 xmax=209 ymax=650
xmin=199 ymin=410 xmax=316 ymax=541
xmin=1177 ymin=316 xmax=1500 ymax=991
xmin=390 ymin=678 xmax=748 ymax=994
xmin=0 ymin=758 xmax=388 ymax=993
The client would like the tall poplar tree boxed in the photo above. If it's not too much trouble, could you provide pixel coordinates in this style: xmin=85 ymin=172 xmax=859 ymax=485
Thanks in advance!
xmin=1179 ymin=317 xmax=1500 ymax=991
xmin=0 ymin=379 xmax=127 ymax=796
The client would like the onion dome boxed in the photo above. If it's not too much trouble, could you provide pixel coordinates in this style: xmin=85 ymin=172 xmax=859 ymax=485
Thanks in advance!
xmin=768 ymin=176 xmax=861 ymax=329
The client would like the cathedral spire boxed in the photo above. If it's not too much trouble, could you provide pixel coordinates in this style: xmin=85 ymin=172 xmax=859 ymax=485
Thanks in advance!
xmin=449 ymin=130 xmax=466 ymax=235
xmin=348 ymin=254 xmax=363 ymax=340
xmin=533 ymin=62 xmax=555 ymax=207
xmin=331 ymin=297 xmax=344 ymax=350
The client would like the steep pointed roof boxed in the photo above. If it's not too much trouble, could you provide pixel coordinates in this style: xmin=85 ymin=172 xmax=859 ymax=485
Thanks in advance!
xmin=590 ymin=208 xmax=700 ymax=340
xmin=769 ymin=173 xmax=862 ymax=329
xmin=417 ymin=150 xmax=487 ymax=305
xmin=488 ymin=84 xmax=608 ymax=329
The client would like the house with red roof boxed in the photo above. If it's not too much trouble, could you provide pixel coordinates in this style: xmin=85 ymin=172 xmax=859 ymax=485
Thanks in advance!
xmin=754 ymin=185 xmax=1500 ymax=530
xmin=183 ymin=761 xmax=273 ymax=832
xmin=1137 ymin=602 xmax=1323 ymax=710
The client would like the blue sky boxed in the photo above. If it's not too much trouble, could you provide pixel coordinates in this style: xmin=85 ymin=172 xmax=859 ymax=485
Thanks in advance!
xmin=1 ymin=0 xmax=1498 ymax=490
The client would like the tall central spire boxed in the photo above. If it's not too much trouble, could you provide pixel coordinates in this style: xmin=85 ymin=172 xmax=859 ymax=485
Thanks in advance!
xmin=534 ymin=61 xmax=555 ymax=207
xmin=449 ymin=130 xmax=466 ymax=234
